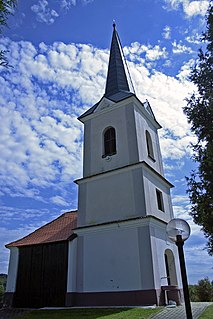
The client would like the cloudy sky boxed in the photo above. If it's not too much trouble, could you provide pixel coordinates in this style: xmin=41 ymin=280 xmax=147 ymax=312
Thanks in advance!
xmin=0 ymin=0 xmax=212 ymax=284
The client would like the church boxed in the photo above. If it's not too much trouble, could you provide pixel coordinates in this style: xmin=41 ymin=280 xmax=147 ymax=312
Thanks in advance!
xmin=4 ymin=24 xmax=182 ymax=308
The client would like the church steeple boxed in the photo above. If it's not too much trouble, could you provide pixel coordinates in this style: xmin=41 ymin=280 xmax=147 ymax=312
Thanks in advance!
xmin=105 ymin=23 xmax=134 ymax=99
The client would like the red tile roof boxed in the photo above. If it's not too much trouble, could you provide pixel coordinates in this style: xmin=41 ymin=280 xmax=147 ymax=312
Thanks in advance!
xmin=6 ymin=211 xmax=77 ymax=248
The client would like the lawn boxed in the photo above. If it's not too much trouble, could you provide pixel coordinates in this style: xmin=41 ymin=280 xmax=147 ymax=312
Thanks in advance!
xmin=21 ymin=307 xmax=161 ymax=319
xmin=198 ymin=304 xmax=213 ymax=319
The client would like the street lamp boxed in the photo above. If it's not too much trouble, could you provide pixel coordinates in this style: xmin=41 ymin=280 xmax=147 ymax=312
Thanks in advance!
xmin=166 ymin=218 xmax=193 ymax=319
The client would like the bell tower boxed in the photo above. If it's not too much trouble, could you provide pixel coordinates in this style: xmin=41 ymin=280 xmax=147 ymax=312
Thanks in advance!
xmin=67 ymin=24 xmax=182 ymax=306
xmin=76 ymin=24 xmax=171 ymax=227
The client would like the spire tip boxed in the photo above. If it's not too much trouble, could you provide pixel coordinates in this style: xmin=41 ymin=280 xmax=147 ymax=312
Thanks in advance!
xmin=113 ymin=20 xmax=116 ymax=29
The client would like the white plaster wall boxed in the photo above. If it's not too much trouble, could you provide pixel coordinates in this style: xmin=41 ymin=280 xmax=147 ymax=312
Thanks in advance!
xmin=78 ymin=161 xmax=173 ymax=227
xmin=137 ymin=225 xmax=155 ymax=289
xmin=143 ymin=166 xmax=174 ymax=222
xmin=74 ymin=218 xmax=182 ymax=294
xmin=76 ymin=225 xmax=142 ymax=292
xmin=67 ymin=239 xmax=77 ymax=292
xmin=83 ymin=100 xmax=164 ymax=179
xmin=77 ymin=166 xmax=147 ymax=226
xmin=134 ymin=107 xmax=164 ymax=175
xmin=137 ymin=221 xmax=181 ymax=290
xmin=85 ymin=171 xmax=135 ymax=223
xmin=83 ymin=102 xmax=138 ymax=177
xmin=6 ymin=247 xmax=19 ymax=292
xmin=149 ymin=221 xmax=182 ymax=289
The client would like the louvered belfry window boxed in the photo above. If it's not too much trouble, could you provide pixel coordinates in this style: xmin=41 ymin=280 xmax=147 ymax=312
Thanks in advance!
xmin=103 ymin=127 xmax=116 ymax=157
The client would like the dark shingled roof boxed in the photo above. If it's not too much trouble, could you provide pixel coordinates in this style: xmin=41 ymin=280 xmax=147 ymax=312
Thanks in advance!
xmin=107 ymin=91 xmax=134 ymax=102
xmin=6 ymin=211 xmax=77 ymax=248
xmin=105 ymin=24 xmax=131 ymax=98
xmin=79 ymin=24 xmax=135 ymax=121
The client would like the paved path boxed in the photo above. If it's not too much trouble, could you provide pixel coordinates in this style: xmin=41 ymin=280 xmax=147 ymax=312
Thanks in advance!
xmin=151 ymin=302 xmax=212 ymax=319
xmin=0 ymin=303 xmax=212 ymax=319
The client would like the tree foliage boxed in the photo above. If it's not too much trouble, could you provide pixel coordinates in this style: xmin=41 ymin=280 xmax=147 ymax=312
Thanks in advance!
xmin=0 ymin=274 xmax=7 ymax=306
xmin=189 ymin=285 xmax=200 ymax=302
xmin=183 ymin=4 xmax=213 ymax=255
xmin=189 ymin=278 xmax=213 ymax=302
xmin=197 ymin=277 xmax=213 ymax=302
xmin=0 ymin=0 xmax=17 ymax=67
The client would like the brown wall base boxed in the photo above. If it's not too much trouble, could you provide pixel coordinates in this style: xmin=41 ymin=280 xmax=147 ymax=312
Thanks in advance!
xmin=3 ymin=292 xmax=15 ymax=308
xmin=66 ymin=289 xmax=160 ymax=307
xmin=4 ymin=288 xmax=182 ymax=308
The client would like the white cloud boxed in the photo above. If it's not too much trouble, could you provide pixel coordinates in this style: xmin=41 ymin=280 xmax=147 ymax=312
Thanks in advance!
xmin=0 ymin=37 xmax=197 ymax=202
xmin=185 ymin=238 xmax=213 ymax=283
xmin=177 ymin=58 xmax=195 ymax=81
xmin=124 ymin=42 xmax=168 ymax=62
xmin=172 ymin=195 xmax=190 ymax=204
xmin=172 ymin=40 xmax=193 ymax=54
xmin=171 ymin=192 xmax=213 ymax=283
xmin=146 ymin=45 xmax=168 ymax=60
xmin=162 ymin=25 xmax=171 ymax=39
xmin=51 ymin=195 xmax=70 ymax=206
xmin=81 ymin=0 xmax=94 ymax=4
xmin=0 ymin=36 xmax=212 ymax=282
xmin=31 ymin=0 xmax=95 ymax=23
xmin=185 ymin=33 xmax=201 ymax=44
xmin=163 ymin=0 xmax=209 ymax=17
xmin=60 ymin=0 xmax=77 ymax=10
xmin=0 ymin=42 xmax=85 ymax=200
xmin=184 ymin=1 xmax=209 ymax=17
xmin=31 ymin=0 xmax=59 ymax=25
xmin=0 ymin=206 xmax=50 ymax=223
xmin=164 ymin=0 xmax=180 ymax=10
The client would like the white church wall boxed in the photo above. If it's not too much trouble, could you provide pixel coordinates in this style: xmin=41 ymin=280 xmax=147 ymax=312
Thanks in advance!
xmin=77 ymin=159 xmax=174 ymax=227
xmin=67 ymin=239 xmax=77 ymax=293
xmin=77 ymin=165 xmax=147 ymax=226
xmin=74 ymin=218 xmax=177 ymax=294
xmin=137 ymin=225 xmax=155 ymax=289
xmin=149 ymin=220 xmax=182 ymax=289
xmin=142 ymin=165 xmax=173 ymax=222
xmin=6 ymin=247 xmax=19 ymax=293
xmin=75 ymin=222 xmax=143 ymax=292
xmin=134 ymin=106 xmax=164 ymax=175
xmin=83 ymin=101 xmax=138 ymax=177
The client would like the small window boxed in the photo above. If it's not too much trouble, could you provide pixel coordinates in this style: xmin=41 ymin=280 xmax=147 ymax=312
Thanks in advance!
xmin=103 ymin=127 xmax=116 ymax=157
xmin=146 ymin=130 xmax=155 ymax=161
xmin=156 ymin=189 xmax=164 ymax=212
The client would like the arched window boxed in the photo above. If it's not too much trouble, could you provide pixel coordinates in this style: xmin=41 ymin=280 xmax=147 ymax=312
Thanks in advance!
xmin=103 ymin=127 xmax=116 ymax=157
xmin=146 ymin=130 xmax=155 ymax=160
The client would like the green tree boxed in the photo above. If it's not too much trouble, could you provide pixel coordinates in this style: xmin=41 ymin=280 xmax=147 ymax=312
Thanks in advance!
xmin=0 ymin=282 xmax=4 ymax=305
xmin=183 ymin=4 xmax=213 ymax=255
xmin=189 ymin=285 xmax=199 ymax=302
xmin=0 ymin=0 xmax=17 ymax=67
xmin=196 ymin=277 xmax=213 ymax=301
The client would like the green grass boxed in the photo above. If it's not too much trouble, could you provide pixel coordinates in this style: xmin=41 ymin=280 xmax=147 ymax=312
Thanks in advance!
xmin=198 ymin=304 xmax=213 ymax=319
xmin=21 ymin=307 xmax=161 ymax=319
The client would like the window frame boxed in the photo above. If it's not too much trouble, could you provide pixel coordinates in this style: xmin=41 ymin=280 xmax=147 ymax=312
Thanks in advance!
xmin=102 ymin=126 xmax=117 ymax=158
xmin=145 ymin=130 xmax=155 ymax=161
xmin=156 ymin=188 xmax=164 ymax=212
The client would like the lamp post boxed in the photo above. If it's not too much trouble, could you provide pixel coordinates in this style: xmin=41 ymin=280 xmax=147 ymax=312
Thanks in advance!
xmin=166 ymin=218 xmax=193 ymax=319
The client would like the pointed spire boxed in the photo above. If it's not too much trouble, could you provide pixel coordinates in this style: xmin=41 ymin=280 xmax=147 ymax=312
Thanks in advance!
xmin=105 ymin=23 xmax=134 ymax=99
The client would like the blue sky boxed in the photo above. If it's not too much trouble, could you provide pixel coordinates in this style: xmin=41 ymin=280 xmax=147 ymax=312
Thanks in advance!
xmin=0 ymin=0 xmax=212 ymax=284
